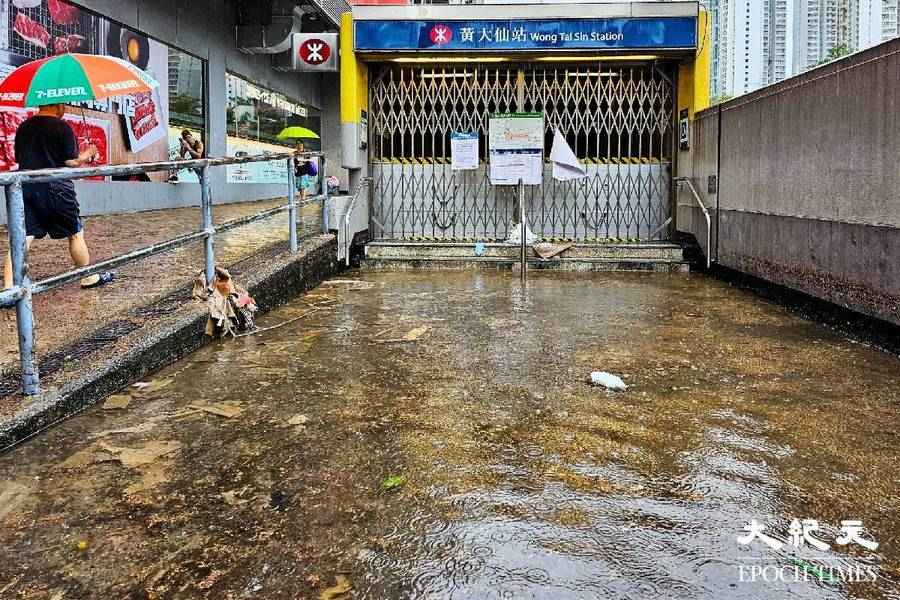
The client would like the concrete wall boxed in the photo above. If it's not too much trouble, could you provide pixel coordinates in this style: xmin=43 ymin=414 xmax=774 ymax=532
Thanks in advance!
xmin=1 ymin=0 xmax=331 ymax=225
xmin=677 ymin=38 xmax=900 ymax=325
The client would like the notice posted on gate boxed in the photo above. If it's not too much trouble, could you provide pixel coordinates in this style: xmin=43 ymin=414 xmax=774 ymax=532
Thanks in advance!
xmin=451 ymin=132 xmax=479 ymax=170
xmin=489 ymin=113 xmax=544 ymax=185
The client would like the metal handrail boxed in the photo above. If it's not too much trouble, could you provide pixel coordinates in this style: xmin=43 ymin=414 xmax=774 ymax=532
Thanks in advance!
xmin=674 ymin=176 xmax=712 ymax=270
xmin=341 ymin=177 xmax=372 ymax=266
xmin=2 ymin=150 xmax=329 ymax=396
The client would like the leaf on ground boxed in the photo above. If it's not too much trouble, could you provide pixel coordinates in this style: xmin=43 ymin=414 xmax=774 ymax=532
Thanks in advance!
xmin=103 ymin=395 xmax=132 ymax=410
xmin=375 ymin=326 xmax=431 ymax=344
xmin=189 ymin=402 xmax=244 ymax=419
xmin=320 ymin=575 xmax=352 ymax=600
xmin=381 ymin=474 xmax=407 ymax=492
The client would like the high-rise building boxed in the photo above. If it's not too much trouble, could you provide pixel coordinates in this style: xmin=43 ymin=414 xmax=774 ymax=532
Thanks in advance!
xmin=711 ymin=0 xmax=873 ymax=99
xmin=709 ymin=0 xmax=768 ymax=97
xmin=858 ymin=0 xmax=900 ymax=49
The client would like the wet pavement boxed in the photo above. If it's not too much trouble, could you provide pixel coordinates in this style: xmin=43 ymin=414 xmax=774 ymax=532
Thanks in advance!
xmin=0 ymin=270 xmax=899 ymax=599
xmin=0 ymin=197 xmax=323 ymax=384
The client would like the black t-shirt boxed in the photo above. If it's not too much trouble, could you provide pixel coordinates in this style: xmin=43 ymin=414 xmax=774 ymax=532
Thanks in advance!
xmin=15 ymin=115 xmax=79 ymax=171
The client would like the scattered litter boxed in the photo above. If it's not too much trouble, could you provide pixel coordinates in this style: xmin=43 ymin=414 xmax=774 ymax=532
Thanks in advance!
xmin=236 ymin=307 xmax=321 ymax=338
xmin=506 ymin=222 xmax=537 ymax=245
xmin=376 ymin=325 xmax=430 ymax=344
xmin=533 ymin=242 xmax=574 ymax=260
xmin=132 ymin=378 xmax=173 ymax=394
xmin=125 ymin=462 xmax=171 ymax=496
xmin=100 ymin=440 xmax=182 ymax=468
xmin=196 ymin=267 xmax=258 ymax=337
xmin=0 ymin=481 xmax=31 ymax=521
xmin=285 ymin=414 xmax=310 ymax=427
xmin=189 ymin=402 xmax=244 ymax=419
xmin=89 ymin=422 xmax=158 ymax=439
xmin=102 ymin=395 xmax=132 ymax=410
xmin=220 ymin=486 xmax=252 ymax=507
xmin=590 ymin=371 xmax=628 ymax=391
xmin=381 ymin=474 xmax=407 ymax=492
xmin=320 ymin=575 xmax=353 ymax=600
xmin=321 ymin=279 xmax=375 ymax=291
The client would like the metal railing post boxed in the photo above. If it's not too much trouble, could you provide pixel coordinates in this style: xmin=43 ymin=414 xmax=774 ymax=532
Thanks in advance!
xmin=5 ymin=181 xmax=40 ymax=395
xmin=519 ymin=179 xmax=527 ymax=284
xmin=287 ymin=158 xmax=298 ymax=253
xmin=200 ymin=163 xmax=215 ymax=285
xmin=320 ymin=154 xmax=328 ymax=235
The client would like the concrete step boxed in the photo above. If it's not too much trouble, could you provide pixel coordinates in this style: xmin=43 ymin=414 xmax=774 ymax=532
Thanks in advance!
xmin=363 ymin=241 xmax=689 ymax=272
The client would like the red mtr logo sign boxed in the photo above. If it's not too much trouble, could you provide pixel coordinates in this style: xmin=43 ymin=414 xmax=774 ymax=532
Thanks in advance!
xmin=299 ymin=38 xmax=331 ymax=66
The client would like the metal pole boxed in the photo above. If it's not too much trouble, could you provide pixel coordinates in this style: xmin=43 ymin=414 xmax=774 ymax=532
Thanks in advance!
xmin=287 ymin=158 xmax=298 ymax=252
xmin=320 ymin=154 xmax=328 ymax=235
xmin=519 ymin=179 xmax=527 ymax=284
xmin=5 ymin=181 xmax=40 ymax=395
xmin=200 ymin=163 xmax=215 ymax=285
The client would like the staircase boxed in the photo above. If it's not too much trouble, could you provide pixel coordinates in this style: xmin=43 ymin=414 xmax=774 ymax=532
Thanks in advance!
xmin=362 ymin=242 xmax=689 ymax=272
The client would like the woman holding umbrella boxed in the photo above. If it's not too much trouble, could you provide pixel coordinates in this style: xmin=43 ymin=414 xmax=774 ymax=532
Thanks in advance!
xmin=278 ymin=126 xmax=319 ymax=200
xmin=0 ymin=53 xmax=158 ymax=290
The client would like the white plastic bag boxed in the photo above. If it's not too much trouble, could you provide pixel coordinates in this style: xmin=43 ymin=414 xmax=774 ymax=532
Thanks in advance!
xmin=506 ymin=222 xmax=537 ymax=245
xmin=590 ymin=371 xmax=628 ymax=391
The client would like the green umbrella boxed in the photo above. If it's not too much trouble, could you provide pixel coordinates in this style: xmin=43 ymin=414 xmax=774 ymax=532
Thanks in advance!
xmin=277 ymin=126 xmax=320 ymax=140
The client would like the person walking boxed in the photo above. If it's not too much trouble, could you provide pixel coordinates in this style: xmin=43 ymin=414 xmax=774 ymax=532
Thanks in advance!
xmin=3 ymin=103 xmax=114 ymax=290
xmin=293 ymin=141 xmax=315 ymax=200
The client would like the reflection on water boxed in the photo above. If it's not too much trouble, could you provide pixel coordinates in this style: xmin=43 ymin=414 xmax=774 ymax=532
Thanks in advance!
xmin=0 ymin=271 xmax=898 ymax=599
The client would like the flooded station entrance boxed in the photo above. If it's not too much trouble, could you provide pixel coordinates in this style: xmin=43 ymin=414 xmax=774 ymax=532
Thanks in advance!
xmin=368 ymin=60 xmax=676 ymax=242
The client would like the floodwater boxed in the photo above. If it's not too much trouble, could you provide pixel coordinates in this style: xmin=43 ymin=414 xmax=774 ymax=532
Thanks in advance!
xmin=1 ymin=271 xmax=899 ymax=599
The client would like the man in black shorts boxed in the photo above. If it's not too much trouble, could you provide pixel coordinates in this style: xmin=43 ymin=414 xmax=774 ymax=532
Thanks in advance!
xmin=3 ymin=103 xmax=113 ymax=290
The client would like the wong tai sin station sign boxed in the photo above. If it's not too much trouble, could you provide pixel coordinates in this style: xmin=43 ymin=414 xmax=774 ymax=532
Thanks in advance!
xmin=354 ymin=17 xmax=697 ymax=51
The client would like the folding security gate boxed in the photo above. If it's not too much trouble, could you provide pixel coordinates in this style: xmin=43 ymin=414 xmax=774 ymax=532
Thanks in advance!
xmin=368 ymin=61 xmax=676 ymax=241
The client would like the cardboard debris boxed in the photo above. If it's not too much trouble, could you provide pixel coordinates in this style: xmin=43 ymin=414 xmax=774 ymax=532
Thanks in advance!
xmin=286 ymin=414 xmax=310 ymax=427
xmin=103 ymin=395 xmax=132 ymax=410
xmin=100 ymin=441 xmax=183 ymax=468
xmin=0 ymin=481 xmax=31 ymax=521
xmin=321 ymin=279 xmax=375 ymax=291
xmin=132 ymin=378 xmax=173 ymax=394
xmin=58 ymin=445 xmax=119 ymax=470
xmin=533 ymin=242 xmax=574 ymax=260
xmin=320 ymin=575 xmax=353 ymax=600
xmin=189 ymin=402 xmax=244 ymax=419
xmin=89 ymin=422 xmax=158 ymax=439
xmin=376 ymin=325 xmax=431 ymax=344
xmin=125 ymin=462 xmax=171 ymax=496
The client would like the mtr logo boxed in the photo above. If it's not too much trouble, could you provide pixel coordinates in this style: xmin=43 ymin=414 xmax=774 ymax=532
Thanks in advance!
xmin=299 ymin=38 xmax=331 ymax=65
xmin=429 ymin=24 xmax=452 ymax=45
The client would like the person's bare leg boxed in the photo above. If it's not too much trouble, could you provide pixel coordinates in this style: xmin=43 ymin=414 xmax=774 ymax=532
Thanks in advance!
xmin=4 ymin=236 xmax=34 ymax=290
xmin=68 ymin=231 xmax=94 ymax=287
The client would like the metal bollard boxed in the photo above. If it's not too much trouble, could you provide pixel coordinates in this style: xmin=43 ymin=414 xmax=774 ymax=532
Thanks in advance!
xmin=5 ymin=181 xmax=40 ymax=395
xmin=200 ymin=164 xmax=215 ymax=285
xmin=519 ymin=180 xmax=527 ymax=284
xmin=287 ymin=158 xmax=297 ymax=253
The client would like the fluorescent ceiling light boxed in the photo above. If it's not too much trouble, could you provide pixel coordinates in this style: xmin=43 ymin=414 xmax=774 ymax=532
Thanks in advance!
xmin=535 ymin=55 xmax=660 ymax=62
xmin=391 ymin=57 xmax=508 ymax=63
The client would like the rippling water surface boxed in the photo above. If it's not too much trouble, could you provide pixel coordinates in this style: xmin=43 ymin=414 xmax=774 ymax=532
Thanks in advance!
xmin=1 ymin=271 xmax=898 ymax=599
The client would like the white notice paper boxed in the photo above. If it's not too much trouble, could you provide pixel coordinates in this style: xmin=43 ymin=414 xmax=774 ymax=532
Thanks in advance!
xmin=489 ymin=151 xmax=543 ymax=185
xmin=451 ymin=132 xmax=479 ymax=170
xmin=550 ymin=128 xmax=587 ymax=181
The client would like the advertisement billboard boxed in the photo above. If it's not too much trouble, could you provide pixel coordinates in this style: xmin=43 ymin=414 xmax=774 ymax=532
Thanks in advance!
xmin=0 ymin=0 xmax=172 ymax=180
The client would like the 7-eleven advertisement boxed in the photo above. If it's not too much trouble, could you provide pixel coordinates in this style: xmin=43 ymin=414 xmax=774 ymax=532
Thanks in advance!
xmin=0 ymin=0 xmax=170 ymax=179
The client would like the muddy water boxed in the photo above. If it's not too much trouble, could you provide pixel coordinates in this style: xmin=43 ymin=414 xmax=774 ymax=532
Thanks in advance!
xmin=1 ymin=271 xmax=899 ymax=599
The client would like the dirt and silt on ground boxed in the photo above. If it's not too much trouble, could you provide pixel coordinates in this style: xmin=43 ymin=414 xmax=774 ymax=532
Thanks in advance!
xmin=0 ymin=270 xmax=898 ymax=599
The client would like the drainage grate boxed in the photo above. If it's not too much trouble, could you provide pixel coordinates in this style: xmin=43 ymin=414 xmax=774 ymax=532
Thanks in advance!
xmin=0 ymin=319 xmax=142 ymax=399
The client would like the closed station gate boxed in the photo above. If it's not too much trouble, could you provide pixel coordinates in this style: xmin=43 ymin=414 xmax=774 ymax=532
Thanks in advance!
xmin=368 ymin=61 xmax=677 ymax=242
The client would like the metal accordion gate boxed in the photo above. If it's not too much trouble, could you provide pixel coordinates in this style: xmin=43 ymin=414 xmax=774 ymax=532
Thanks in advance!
xmin=368 ymin=61 xmax=676 ymax=242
